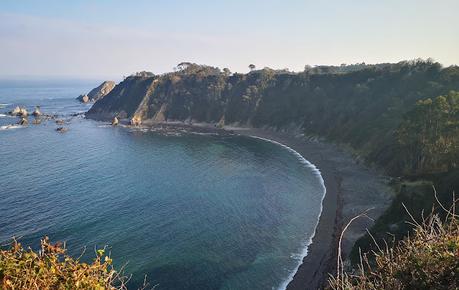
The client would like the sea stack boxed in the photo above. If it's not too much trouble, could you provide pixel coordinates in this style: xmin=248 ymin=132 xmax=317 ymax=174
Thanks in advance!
xmin=10 ymin=106 xmax=28 ymax=117
xmin=32 ymin=106 xmax=42 ymax=117
xmin=10 ymin=106 xmax=21 ymax=115
xmin=18 ymin=117 xmax=28 ymax=125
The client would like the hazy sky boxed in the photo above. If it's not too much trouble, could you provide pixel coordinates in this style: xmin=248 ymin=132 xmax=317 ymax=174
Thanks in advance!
xmin=1 ymin=0 xmax=458 ymax=79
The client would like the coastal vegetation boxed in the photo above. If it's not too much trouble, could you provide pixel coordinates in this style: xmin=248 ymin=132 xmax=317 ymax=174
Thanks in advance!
xmin=0 ymin=237 xmax=131 ymax=289
xmin=3 ymin=59 xmax=457 ymax=289
xmin=351 ymin=90 xmax=459 ymax=263
xmin=88 ymin=59 xmax=459 ymax=176
xmin=397 ymin=91 xmax=459 ymax=174
xmin=329 ymin=201 xmax=459 ymax=290
xmin=86 ymin=59 xmax=459 ymax=287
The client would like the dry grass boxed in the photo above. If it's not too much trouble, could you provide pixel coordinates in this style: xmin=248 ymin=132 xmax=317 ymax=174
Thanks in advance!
xmin=328 ymin=192 xmax=459 ymax=290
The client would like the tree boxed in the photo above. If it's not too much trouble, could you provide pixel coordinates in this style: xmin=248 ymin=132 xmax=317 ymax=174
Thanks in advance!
xmin=397 ymin=91 xmax=459 ymax=173
xmin=248 ymin=64 xmax=256 ymax=71
xmin=176 ymin=62 xmax=192 ymax=71
xmin=223 ymin=68 xmax=231 ymax=76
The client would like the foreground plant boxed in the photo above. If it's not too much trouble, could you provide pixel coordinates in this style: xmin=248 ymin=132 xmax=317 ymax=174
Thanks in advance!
xmin=0 ymin=236 xmax=129 ymax=289
xmin=329 ymin=198 xmax=459 ymax=290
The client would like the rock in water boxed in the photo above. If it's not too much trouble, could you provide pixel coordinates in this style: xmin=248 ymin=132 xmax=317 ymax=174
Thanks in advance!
xmin=32 ymin=106 xmax=42 ymax=117
xmin=19 ymin=107 xmax=28 ymax=117
xmin=56 ymin=127 xmax=68 ymax=133
xmin=18 ymin=117 xmax=28 ymax=125
xmin=112 ymin=117 xmax=119 ymax=126
xmin=217 ymin=115 xmax=225 ymax=128
xmin=130 ymin=116 xmax=141 ymax=126
xmin=10 ymin=106 xmax=28 ymax=117
xmin=10 ymin=106 xmax=21 ymax=115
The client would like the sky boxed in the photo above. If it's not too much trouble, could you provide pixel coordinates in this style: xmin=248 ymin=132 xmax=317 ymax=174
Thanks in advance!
xmin=0 ymin=0 xmax=458 ymax=79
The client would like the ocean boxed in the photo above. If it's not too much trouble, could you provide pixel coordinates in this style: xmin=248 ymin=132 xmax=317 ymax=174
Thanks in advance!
xmin=0 ymin=80 xmax=325 ymax=290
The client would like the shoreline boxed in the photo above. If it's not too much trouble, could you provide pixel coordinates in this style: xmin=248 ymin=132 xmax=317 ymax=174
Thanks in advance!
xmin=233 ymin=128 xmax=341 ymax=290
xmin=245 ymin=134 xmax=328 ymax=290
xmin=89 ymin=118 xmax=392 ymax=289
xmin=230 ymin=127 xmax=391 ymax=290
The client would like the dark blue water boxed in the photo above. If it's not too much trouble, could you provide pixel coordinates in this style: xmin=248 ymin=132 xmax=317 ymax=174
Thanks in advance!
xmin=0 ymin=80 xmax=325 ymax=290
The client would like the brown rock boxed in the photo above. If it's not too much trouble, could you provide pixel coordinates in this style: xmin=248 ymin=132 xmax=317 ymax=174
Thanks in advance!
xmin=32 ymin=106 xmax=42 ymax=117
xmin=56 ymin=127 xmax=68 ymax=133
xmin=130 ymin=116 xmax=141 ymax=126
xmin=82 ymin=95 xmax=90 ymax=103
xmin=18 ymin=117 xmax=28 ymax=125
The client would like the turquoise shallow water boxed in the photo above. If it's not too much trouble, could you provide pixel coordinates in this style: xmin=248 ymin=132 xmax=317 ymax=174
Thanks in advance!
xmin=0 ymin=80 xmax=324 ymax=290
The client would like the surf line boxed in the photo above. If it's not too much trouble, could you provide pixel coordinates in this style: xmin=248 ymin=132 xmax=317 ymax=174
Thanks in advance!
xmin=246 ymin=135 xmax=327 ymax=290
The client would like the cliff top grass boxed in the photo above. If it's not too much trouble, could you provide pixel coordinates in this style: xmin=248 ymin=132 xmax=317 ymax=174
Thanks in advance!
xmin=0 ymin=237 xmax=133 ymax=290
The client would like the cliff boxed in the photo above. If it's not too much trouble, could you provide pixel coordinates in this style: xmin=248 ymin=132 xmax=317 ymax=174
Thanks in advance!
xmin=85 ymin=61 xmax=459 ymax=285
xmin=86 ymin=61 xmax=459 ymax=175
xmin=77 ymin=81 xmax=115 ymax=103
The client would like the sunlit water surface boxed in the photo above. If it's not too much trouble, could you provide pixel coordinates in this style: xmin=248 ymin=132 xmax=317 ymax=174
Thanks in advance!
xmin=0 ymin=80 xmax=324 ymax=290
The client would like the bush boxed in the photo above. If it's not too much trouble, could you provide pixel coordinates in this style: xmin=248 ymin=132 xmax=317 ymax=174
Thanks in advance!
xmin=0 ymin=237 xmax=129 ymax=289
xmin=329 ymin=202 xmax=459 ymax=290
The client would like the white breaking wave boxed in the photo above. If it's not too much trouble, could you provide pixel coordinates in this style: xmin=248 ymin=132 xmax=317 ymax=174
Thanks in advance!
xmin=0 ymin=124 xmax=23 ymax=131
xmin=247 ymin=135 xmax=327 ymax=290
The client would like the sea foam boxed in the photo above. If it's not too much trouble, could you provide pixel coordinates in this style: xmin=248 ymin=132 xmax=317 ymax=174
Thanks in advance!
xmin=0 ymin=124 xmax=23 ymax=131
xmin=247 ymin=135 xmax=327 ymax=290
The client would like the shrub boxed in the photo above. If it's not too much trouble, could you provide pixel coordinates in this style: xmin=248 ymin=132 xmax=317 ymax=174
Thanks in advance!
xmin=329 ymin=201 xmax=459 ymax=290
xmin=0 ymin=237 xmax=129 ymax=289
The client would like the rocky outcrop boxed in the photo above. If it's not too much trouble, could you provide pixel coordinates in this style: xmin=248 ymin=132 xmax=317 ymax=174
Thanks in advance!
xmin=152 ymin=103 xmax=167 ymax=123
xmin=77 ymin=81 xmax=115 ymax=103
xmin=217 ymin=115 xmax=225 ymax=128
xmin=32 ymin=106 xmax=42 ymax=117
xmin=130 ymin=116 xmax=141 ymax=126
xmin=18 ymin=117 xmax=28 ymax=125
xmin=86 ymin=76 xmax=157 ymax=120
xmin=111 ymin=117 xmax=119 ymax=126
xmin=10 ymin=106 xmax=28 ymax=117
xmin=85 ymin=64 xmax=459 ymax=171
xmin=56 ymin=127 xmax=68 ymax=133
xmin=77 ymin=94 xmax=90 ymax=103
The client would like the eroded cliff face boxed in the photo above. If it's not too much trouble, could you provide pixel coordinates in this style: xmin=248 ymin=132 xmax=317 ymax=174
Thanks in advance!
xmin=88 ymin=81 xmax=116 ymax=102
xmin=86 ymin=76 xmax=157 ymax=120
xmin=77 ymin=81 xmax=116 ymax=103
xmin=86 ymin=68 xmax=271 ymax=126
xmin=85 ymin=62 xmax=459 ymax=175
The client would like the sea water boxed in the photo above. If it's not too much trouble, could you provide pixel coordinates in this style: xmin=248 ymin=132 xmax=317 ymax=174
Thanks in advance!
xmin=0 ymin=80 xmax=325 ymax=290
